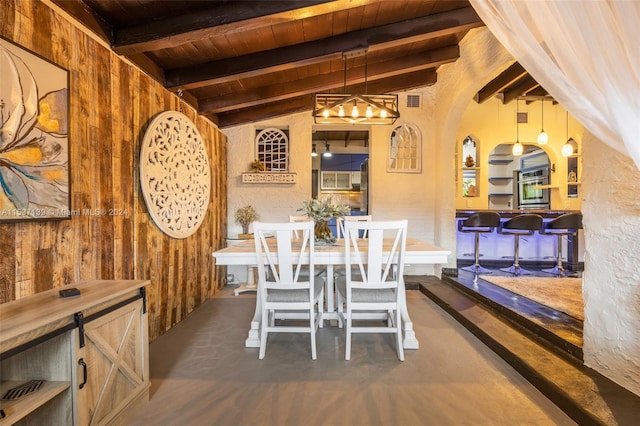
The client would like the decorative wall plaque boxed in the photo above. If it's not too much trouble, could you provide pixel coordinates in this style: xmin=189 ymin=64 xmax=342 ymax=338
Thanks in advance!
xmin=140 ymin=111 xmax=211 ymax=238
xmin=241 ymin=172 xmax=297 ymax=184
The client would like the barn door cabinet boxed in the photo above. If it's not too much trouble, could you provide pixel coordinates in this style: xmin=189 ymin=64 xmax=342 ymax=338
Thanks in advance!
xmin=0 ymin=280 xmax=150 ymax=425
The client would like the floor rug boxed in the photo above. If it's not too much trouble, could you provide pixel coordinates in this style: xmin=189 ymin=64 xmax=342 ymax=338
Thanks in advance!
xmin=478 ymin=276 xmax=583 ymax=321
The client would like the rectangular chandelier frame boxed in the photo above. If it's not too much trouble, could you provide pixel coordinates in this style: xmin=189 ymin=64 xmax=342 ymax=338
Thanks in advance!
xmin=313 ymin=93 xmax=399 ymax=125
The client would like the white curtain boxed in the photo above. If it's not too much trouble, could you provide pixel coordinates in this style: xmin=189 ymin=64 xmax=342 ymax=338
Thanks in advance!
xmin=470 ymin=0 xmax=640 ymax=169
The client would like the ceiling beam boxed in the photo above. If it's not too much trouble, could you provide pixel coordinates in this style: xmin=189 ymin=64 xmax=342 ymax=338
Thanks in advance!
xmin=502 ymin=75 xmax=539 ymax=104
xmin=165 ymin=7 xmax=482 ymax=90
xmin=111 ymin=0 xmax=343 ymax=55
xmin=215 ymin=69 xmax=437 ymax=128
xmin=198 ymin=46 xmax=458 ymax=114
xmin=474 ymin=62 xmax=527 ymax=103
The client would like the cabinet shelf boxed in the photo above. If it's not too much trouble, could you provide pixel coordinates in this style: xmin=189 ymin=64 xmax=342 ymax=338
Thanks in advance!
xmin=488 ymin=177 xmax=513 ymax=183
xmin=488 ymin=159 xmax=513 ymax=164
xmin=488 ymin=193 xmax=513 ymax=197
xmin=0 ymin=380 xmax=70 ymax=426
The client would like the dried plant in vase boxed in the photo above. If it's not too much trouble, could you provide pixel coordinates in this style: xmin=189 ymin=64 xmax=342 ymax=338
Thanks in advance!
xmin=298 ymin=196 xmax=349 ymax=242
xmin=234 ymin=205 xmax=259 ymax=238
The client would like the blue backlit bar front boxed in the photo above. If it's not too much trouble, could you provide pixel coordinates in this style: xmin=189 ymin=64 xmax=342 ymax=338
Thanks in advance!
xmin=455 ymin=210 xmax=584 ymax=271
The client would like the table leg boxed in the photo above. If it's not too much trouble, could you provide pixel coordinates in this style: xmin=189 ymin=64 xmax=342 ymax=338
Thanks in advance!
xmin=244 ymin=277 xmax=262 ymax=348
xmin=398 ymin=277 xmax=419 ymax=349
xmin=234 ymin=266 xmax=258 ymax=296
xmin=322 ymin=264 xmax=339 ymax=322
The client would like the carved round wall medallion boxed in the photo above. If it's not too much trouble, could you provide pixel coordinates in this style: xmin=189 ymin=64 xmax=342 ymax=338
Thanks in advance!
xmin=140 ymin=111 xmax=211 ymax=239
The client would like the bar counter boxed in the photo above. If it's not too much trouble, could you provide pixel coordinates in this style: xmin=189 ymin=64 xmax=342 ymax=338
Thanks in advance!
xmin=455 ymin=209 xmax=583 ymax=270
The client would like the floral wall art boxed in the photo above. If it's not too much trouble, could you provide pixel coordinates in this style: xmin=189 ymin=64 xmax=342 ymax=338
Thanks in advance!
xmin=0 ymin=37 xmax=70 ymax=221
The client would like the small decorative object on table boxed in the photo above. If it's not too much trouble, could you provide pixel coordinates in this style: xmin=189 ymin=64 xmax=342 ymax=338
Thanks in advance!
xmin=234 ymin=205 xmax=259 ymax=238
xmin=299 ymin=196 xmax=349 ymax=242
xmin=249 ymin=159 xmax=266 ymax=172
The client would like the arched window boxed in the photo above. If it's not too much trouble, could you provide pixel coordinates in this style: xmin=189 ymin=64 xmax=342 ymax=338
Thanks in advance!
xmin=388 ymin=124 xmax=421 ymax=173
xmin=256 ymin=128 xmax=289 ymax=171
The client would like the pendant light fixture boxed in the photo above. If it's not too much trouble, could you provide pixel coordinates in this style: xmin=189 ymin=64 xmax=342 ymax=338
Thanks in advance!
xmin=537 ymin=100 xmax=548 ymax=145
xmin=562 ymin=111 xmax=574 ymax=157
xmin=512 ymin=99 xmax=524 ymax=156
xmin=313 ymin=49 xmax=399 ymax=125
xmin=311 ymin=143 xmax=318 ymax=157
xmin=323 ymin=143 xmax=332 ymax=157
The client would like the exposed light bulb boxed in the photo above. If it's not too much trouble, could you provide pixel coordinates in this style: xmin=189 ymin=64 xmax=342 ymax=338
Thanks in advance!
xmin=537 ymin=131 xmax=548 ymax=145
xmin=351 ymin=104 xmax=359 ymax=118
xmin=365 ymin=105 xmax=373 ymax=118
xmin=562 ymin=142 xmax=573 ymax=157
xmin=380 ymin=109 xmax=387 ymax=118
xmin=512 ymin=142 xmax=524 ymax=156
xmin=322 ymin=109 xmax=329 ymax=118
xmin=323 ymin=144 xmax=332 ymax=157
xmin=338 ymin=105 xmax=345 ymax=117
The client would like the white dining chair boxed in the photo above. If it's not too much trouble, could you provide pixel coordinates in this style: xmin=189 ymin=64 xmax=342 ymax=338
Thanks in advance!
xmin=336 ymin=219 xmax=408 ymax=361
xmin=253 ymin=220 xmax=324 ymax=360
xmin=289 ymin=215 xmax=310 ymax=238
xmin=290 ymin=215 xmax=327 ymax=279
xmin=335 ymin=215 xmax=372 ymax=279
xmin=336 ymin=215 xmax=372 ymax=238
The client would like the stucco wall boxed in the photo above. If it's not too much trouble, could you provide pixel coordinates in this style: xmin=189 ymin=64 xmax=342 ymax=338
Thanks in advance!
xmin=223 ymin=98 xmax=446 ymax=276
xmin=582 ymin=134 xmax=640 ymax=395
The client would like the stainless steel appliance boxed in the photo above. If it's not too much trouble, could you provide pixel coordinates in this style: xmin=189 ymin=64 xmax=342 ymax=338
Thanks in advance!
xmin=518 ymin=168 xmax=550 ymax=209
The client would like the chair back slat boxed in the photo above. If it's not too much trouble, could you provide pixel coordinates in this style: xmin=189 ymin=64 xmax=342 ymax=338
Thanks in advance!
xmin=289 ymin=215 xmax=309 ymax=239
xmin=337 ymin=215 xmax=372 ymax=238
xmin=343 ymin=219 xmax=407 ymax=290
xmin=254 ymin=221 xmax=314 ymax=291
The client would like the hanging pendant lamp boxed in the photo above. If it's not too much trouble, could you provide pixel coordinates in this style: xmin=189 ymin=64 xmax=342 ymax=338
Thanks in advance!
xmin=313 ymin=49 xmax=399 ymax=125
xmin=562 ymin=112 xmax=575 ymax=157
xmin=537 ymin=100 xmax=548 ymax=145
xmin=512 ymin=99 xmax=524 ymax=156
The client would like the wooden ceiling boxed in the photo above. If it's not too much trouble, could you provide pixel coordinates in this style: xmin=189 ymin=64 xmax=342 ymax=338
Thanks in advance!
xmin=52 ymin=1 xmax=547 ymax=128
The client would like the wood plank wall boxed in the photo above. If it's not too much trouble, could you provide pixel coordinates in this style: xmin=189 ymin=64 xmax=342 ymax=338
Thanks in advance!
xmin=0 ymin=0 xmax=228 ymax=341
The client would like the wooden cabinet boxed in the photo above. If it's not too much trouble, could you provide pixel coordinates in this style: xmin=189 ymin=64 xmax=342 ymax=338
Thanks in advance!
xmin=0 ymin=280 xmax=150 ymax=425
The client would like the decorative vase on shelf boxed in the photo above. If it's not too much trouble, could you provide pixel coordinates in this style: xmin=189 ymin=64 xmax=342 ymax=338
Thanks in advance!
xmin=314 ymin=220 xmax=332 ymax=241
xmin=465 ymin=155 xmax=475 ymax=168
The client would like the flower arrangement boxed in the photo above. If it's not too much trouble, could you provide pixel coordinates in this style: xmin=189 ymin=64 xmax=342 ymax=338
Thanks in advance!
xmin=299 ymin=196 xmax=349 ymax=222
xmin=234 ymin=205 xmax=259 ymax=236
xmin=249 ymin=159 xmax=265 ymax=172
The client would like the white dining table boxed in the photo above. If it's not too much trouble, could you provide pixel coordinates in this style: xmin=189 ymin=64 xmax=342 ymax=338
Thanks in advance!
xmin=212 ymin=237 xmax=450 ymax=349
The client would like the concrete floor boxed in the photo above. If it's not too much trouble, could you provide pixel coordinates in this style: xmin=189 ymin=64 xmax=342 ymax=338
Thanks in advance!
xmin=129 ymin=286 xmax=576 ymax=425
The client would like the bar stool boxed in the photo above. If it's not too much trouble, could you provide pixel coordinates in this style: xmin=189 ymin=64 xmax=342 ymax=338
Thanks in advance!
xmin=458 ymin=212 xmax=501 ymax=274
xmin=499 ymin=214 xmax=543 ymax=276
xmin=541 ymin=212 xmax=583 ymax=276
